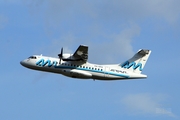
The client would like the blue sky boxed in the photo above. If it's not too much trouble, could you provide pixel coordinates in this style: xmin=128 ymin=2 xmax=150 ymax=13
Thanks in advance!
xmin=0 ymin=0 xmax=180 ymax=120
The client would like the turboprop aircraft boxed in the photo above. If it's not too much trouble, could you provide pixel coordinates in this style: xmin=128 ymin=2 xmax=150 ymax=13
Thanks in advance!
xmin=20 ymin=45 xmax=151 ymax=80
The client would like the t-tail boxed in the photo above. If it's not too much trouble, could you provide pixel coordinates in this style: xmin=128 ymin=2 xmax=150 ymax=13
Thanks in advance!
xmin=120 ymin=49 xmax=151 ymax=74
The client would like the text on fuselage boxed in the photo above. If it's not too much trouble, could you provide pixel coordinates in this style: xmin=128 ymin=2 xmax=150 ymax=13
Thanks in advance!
xmin=110 ymin=69 xmax=126 ymax=74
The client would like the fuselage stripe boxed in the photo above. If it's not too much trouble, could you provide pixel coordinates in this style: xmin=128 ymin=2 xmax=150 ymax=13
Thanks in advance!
xmin=53 ymin=66 xmax=129 ymax=78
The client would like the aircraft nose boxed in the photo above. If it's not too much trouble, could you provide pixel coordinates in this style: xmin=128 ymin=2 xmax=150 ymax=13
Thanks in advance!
xmin=20 ymin=60 xmax=24 ymax=66
xmin=20 ymin=60 xmax=26 ymax=66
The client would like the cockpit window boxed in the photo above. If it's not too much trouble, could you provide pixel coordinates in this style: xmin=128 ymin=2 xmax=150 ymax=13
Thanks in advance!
xmin=28 ymin=56 xmax=37 ymax=59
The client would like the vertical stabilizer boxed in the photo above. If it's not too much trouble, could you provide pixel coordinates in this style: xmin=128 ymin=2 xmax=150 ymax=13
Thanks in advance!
xmin=120 ymin=49 xmax=151 ymax=74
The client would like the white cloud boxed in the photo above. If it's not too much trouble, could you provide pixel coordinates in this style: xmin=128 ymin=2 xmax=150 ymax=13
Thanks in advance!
xmin=121 ymin=93 xmax=176 ymax=117
xmin=40 ymin=22 xmax=139 ymax=64
xmin=25 ymin=0 xmax=180 ymax=26
xmin=88 ymin=22 xmax=140 ymax=64
xmin=24 ymin=0 xmax=180 ymax=63
xmin=35 ymin=33 xmax=76 ymax=57
xmin=93 ymin=0 xmax=180 ymax=24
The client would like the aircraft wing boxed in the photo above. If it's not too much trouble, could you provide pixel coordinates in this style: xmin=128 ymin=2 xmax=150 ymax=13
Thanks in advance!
xmin=73 ymin=45 xmax=88 ymax=62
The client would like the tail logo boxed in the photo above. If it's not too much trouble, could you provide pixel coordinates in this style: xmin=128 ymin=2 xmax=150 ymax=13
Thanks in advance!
xmin=121 ymin=61 xmax=143 ymax=71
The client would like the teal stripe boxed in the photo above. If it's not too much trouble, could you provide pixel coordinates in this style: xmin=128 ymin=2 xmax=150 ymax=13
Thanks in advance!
xmin=54 ymin=66 xmax=129 ymax=78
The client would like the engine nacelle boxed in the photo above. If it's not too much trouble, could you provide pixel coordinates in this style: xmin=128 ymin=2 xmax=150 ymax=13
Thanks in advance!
xmin=62 ymin=69 xmax=92 ymax=79
xmin=62 ymin=54 xmax=79 ymax=61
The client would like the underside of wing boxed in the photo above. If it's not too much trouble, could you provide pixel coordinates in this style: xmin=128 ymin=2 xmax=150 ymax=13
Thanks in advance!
xmin=73 ymin=45 xmax=88 ymax=62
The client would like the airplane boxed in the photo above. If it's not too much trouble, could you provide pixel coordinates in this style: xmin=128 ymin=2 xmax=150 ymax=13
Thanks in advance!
xmin=20 ymin=45 xmax=151 ymax=80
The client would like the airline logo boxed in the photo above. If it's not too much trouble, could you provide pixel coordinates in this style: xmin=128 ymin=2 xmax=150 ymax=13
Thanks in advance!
xmin=36 ymin=59 xmax=57 ymax=67
xmin=121 ymin=61 xmax=143 ymax=71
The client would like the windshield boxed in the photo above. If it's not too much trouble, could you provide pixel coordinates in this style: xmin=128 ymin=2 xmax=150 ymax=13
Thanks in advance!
xmin=28 ymin=56 xmax=37 ymax=59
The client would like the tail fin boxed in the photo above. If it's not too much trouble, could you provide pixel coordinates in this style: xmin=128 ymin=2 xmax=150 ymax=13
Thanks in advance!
xmin=120 ymin=49 xmax=151 ymax=74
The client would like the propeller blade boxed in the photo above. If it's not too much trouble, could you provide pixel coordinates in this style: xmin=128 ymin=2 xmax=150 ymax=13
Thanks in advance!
xmin=59 ymin=57 xmax=62 ymax=64
xmin=58 ymin=47 xmax=63 ymax=64
xmin=61 ymin=48 xmax=63 ymax=57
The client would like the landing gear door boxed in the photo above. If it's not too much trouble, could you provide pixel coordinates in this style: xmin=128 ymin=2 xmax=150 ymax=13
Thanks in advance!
xmin=104 ymin=67 xmax=109 ymax=78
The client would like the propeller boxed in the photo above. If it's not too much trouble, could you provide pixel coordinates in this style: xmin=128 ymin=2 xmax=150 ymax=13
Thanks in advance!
xmin=58 ymin=47 xmax=63 ymax=64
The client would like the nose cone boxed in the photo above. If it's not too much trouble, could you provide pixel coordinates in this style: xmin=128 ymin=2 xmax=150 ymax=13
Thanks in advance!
xmin=20 ymin=60 xmax=26 ymax=66
xmin=20 ymin=59 xmax=35 ymax=69
xmin=20 ymin=60 xmax=29 ymax=67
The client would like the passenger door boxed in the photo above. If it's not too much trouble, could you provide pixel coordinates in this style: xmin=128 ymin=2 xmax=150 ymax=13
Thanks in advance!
xmin=104 ymin=67 xmax=109 ymax=78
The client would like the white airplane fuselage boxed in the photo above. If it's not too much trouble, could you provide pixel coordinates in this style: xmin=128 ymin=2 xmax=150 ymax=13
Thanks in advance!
xmin=20 ymin=55 xmax=147 ymax=80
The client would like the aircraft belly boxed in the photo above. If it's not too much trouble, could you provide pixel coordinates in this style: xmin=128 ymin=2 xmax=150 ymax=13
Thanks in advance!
xmin=61 ymin=69 xmax=92 ymax=79
xmin=90 ymin=71 xmax=126 ymax=80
